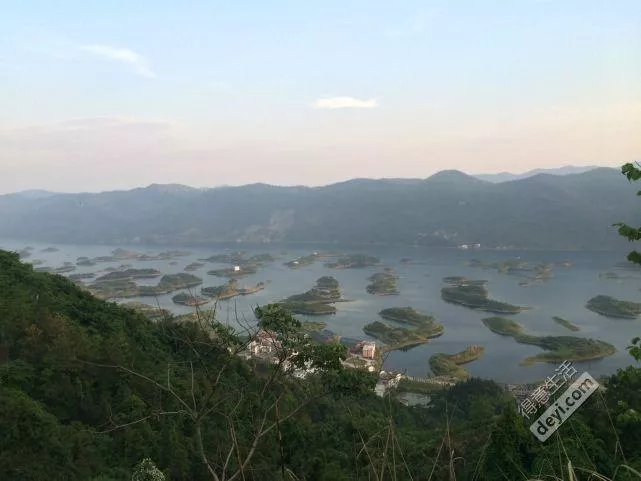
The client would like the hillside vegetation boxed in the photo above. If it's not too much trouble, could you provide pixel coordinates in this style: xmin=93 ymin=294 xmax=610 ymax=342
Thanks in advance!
xmin=0 ymin=251 xmax=640 ymax=479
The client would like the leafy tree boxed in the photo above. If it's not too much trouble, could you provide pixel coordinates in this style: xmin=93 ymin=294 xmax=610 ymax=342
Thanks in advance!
xmin=132 ymin=458 xmax=166 ymax=481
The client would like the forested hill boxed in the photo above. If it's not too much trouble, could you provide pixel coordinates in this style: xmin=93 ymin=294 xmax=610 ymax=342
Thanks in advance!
xmin=0 ymin=167 xmax=637 ymax=250
xmin=0 ymin=250 xmax=640 ymax=479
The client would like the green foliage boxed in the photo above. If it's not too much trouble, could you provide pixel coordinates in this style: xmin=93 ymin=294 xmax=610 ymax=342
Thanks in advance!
xmin=131 ymin=458 xmax=166 ymax=481
xmin=630 ymin=337 xmax=641 ymax=362
xmin=1 ymin=248 xmax=641 ymax=480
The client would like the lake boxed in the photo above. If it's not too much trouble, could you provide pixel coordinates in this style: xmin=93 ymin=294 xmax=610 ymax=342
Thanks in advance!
xmin=4 ymin=239 xmax=641 ymax=383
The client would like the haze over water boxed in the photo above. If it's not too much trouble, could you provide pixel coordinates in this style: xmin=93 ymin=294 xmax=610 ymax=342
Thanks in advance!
xmin=6 ymin=238 xmax=640 ymax=384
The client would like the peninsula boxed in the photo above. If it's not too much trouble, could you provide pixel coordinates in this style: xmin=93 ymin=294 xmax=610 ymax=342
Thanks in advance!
xmin=429 ymin=345 xmax=485 ymax=380
xmin=553 ymin=316 xmax=580 ymax=332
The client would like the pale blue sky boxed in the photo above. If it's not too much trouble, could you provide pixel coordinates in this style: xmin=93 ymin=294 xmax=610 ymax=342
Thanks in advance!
xmin=1 ymin=0 xmax=640 ymax=193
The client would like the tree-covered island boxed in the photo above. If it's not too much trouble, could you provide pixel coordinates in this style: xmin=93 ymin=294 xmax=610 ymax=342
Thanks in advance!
xmin=482 ymin=316 xmax=616 ymax=365
xmin=364 ymin=307 xmax=444 ymax=351
xmin=201 ymin=279 xmax=265 ymax=300
xmin=94 ymin=268 xmax=162 ymax=282
xmin=278 ymin=276 xmax=346 ymax=315
xmin=172 ymin=292 xmax=211 ymax=307
xmin=441 ymin=281 xmax=528 ymax=313
xmin=366 ymin=271 xmax=400 ymax=295
xmin=325 ymin=254 xmax=380 ymax=269
xmin=586 ymin=294 xmax=641 ymax=318
xmin=88 ymin=273 xmax=202 ymax=299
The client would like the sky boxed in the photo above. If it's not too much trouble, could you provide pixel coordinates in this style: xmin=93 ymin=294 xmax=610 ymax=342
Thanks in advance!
xmin=1 ymin=0 xmax=640 ymax=193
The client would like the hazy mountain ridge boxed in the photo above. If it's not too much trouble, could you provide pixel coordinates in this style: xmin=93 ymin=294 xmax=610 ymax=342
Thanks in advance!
xmin=0 ymin=167 xmax=636 ymax=249
xmin=474 ymin=165 xmax=602 ymax=183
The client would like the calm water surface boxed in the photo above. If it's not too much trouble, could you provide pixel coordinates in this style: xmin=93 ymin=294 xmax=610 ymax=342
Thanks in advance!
xmin=4 ymin=239 xmax=640 ymax=383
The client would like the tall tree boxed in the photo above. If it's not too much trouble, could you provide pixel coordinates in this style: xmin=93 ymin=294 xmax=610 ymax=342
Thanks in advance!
xmin=614 ymin=162 xmax=641 ymax=361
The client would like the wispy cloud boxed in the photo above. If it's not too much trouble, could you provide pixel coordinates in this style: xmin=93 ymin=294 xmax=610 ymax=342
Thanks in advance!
xmin=312 ymin=97 xmax=378 ymax=109
xmin=80 ymin=44 xmax=156 ymax=78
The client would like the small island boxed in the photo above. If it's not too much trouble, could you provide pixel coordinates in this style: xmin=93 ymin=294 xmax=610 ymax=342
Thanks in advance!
xmin=482 ymin=316 xmax=616 ymax=365
xmin=279 ymin=276 xmax=345 ymax=315
xmin=442 ymin=276 xmax=488 ymax=286
xmin=172 ymin=292 xmax=211 ymax=307
xmin=468 ymin=259 xmax=557 ymax=285
xmin=553 ymin=316 xmax=580 ymax=332
xmin=364 ymin=307 xmax=444 ymax=351
xmin=325 ymin=254 xmax=380 ymax=269
xmin=366 ymin=271 xmax=400 ymax=295
xmin=200 ymin=251 xmax=247 ymax=263
xmin=378 ymin=307 xmax=436 ymax=326
xmin=363 ymin=320 xmax=442 ymax=351
xmin=184 ymin=262 xmax=205 ymax=272
xmin=140 ymin=274 xmax=202 ymax=294
xmin=77 ymin=249 xmax=191 ymax=266
xmin=441 ymin=281 xmax=527 ymax=314
xmin=586 ymin=295 xmax=641 ymax=319
xmin=76 ymin=257 xmax=96 ymax=266
xmin=429 ymin=345 xmax=485 ymax=380
xmin=95 ymin=268 xmax=163 ymax=282
xmin=89 ymin=273 xmax=203 ymax=299
xmin=201 ymin=279 xmax=265 ymax=300
xmin=207 ymin=264 xmax=258 ymax=278
xmin=41 ymin=247 xmax=59 ymax=253
xmin=200 ymin=252 xmax=274 ymax=265
xmin=284 ymin=252 xmax=321 ymax=269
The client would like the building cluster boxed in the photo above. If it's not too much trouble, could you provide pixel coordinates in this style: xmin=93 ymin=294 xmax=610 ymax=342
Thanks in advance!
xmin=245 ymin=329 xmax=318 ymax=379
xmin=244 ymin=330 xmax=406 ymax=395
xmin=375 ymin=370 xmax=403 ymax=397
xmin=247 ymin=329 xmax=281 ymax=357
xmin=350 ymin=340 xmax=377 ymax=359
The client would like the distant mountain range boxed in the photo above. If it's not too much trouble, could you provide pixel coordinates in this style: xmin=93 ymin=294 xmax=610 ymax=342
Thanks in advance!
xmin=0 ymin=167 xmax=637 ymax=250
xmin=473 ymin=165 xmax=601 ymax=183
